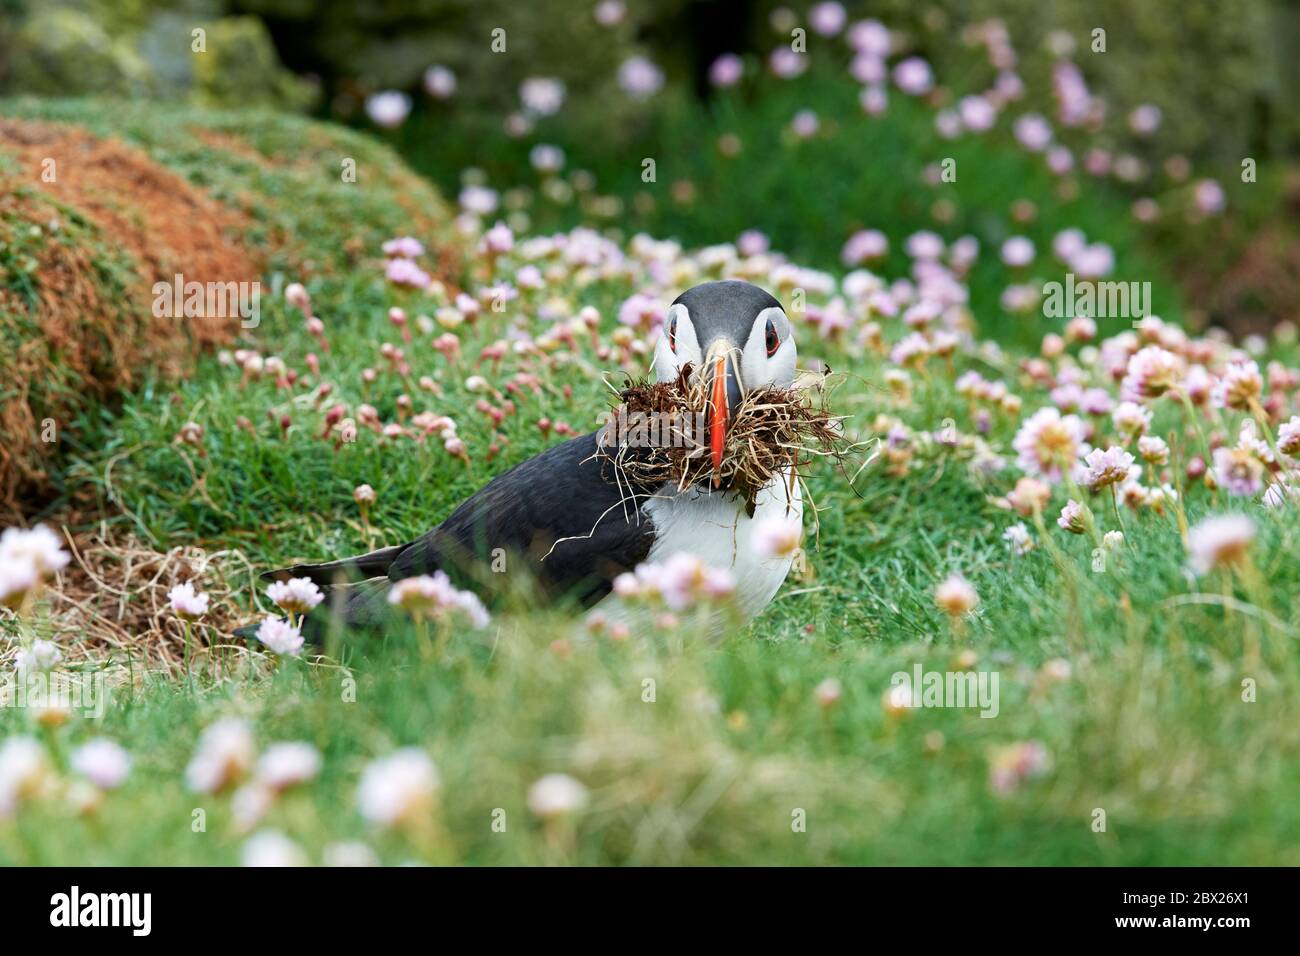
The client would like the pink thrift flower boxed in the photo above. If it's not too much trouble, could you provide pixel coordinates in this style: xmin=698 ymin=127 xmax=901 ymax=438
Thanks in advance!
xmin=893 ymin=57 xmax=933 ymax=96
xmin=618 ymin=57 xmax=664 ymax=98
xmin=753 ymin=514 xmax=802 ymax=559
xmin=520 ymin=76 xmax=566 ymax=115
xmin=382 ymin=236 xmax=425 ymax=259
xmin=1000 ymin=236 xmax=1035 ymax=267
xmin=841 ymin=229 xmax=888 ymax=265
xmin=1013 ymin=114 xmax=1052 ymax=151
xmin=809 ymin=2 xmax=847 ymax=35
xmin=256 ymin=617 xmax=304 ymax=657
xmin=769 ymin=47 xmax=807 ymax=79
xmin=1121 ymin=345 xmax=1183 ymax=401
xmin=365 ymin=91 xmax=411 ymax=128
xmin=1057 ymin=500 xmax=1087 ymax=534
xmin=423 ymin=65 xmax=456 ymax=99
xmin=385 ymin=258 xmax=432 ymax=289
xmin=1193 ymin=179 xmax=1225 ymax=215
xmin=266 ymin=577 xmax=324 ymax=615
xmin=1212 ymin=360 xmax=1263 ymax=411
xmin=1212 ymin=447 xmax=1265 ymax=497
xmin=1278 ymin=417 xmax=1300 ymax=457
xmin=1084 ymin=446 xmax=1136 ymax=492
xmin=168 ymin=582 xmax=210 ymax=619
xmin=1187 ymin=514 xmax=1256 ymax=575
xmin=709 ymin=53 xmax=744 ymax=88
xmin=1012 ymin=408 xmax=1089 ymax=484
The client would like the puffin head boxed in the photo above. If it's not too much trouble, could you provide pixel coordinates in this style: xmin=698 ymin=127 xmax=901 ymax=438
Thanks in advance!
xmin=652 ymin=280 xmax=797 ymax=477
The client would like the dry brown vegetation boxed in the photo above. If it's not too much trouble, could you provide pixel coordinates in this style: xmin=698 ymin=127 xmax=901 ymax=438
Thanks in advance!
xmin=597 ymin=366 xmax=855 ymax=512
xmin=0 ymin=119 xmax=261 ymax=511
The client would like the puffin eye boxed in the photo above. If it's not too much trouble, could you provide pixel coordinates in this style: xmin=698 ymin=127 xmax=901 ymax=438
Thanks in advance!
xmin=667 ymin=315 xmax=677 ymax=352
xmin=765 ymin=317 xmax=780 ymax=357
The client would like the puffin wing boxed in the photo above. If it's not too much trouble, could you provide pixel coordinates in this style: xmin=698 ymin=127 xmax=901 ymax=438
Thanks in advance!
xmin=249 ymin=432 xmax=660 ymax=639
xmin=387 ymin=430 xmax=658 ymax=605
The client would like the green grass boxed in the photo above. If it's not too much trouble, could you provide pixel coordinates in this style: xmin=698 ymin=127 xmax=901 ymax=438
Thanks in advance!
xmin=0 ymin=97 xmax=463 ymax=509
xmin=2 ymin=98 xmax=1300 ymax=865
xmin=396 ymin=65 xmax=1190 ymax=349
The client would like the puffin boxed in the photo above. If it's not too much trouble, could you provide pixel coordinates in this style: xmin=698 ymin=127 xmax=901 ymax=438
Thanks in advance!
xmin=260 ymin=279 xmax=803 ymax=637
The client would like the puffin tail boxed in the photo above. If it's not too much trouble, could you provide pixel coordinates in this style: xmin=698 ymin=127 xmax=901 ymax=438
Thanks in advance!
xmin=259 ymin=543 xmax=407 ymax=586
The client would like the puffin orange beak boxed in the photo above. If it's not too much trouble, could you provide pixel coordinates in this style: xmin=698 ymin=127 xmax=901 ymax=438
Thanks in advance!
xmin=709 ymin=356 xmax=728 ymax=481
xmin=704 ymin=350 xmax=743 ymax=486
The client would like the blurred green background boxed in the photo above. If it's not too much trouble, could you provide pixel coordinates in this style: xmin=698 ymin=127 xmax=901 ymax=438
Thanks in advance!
xmin=5 ymin=0 xmax=1297 ymax=337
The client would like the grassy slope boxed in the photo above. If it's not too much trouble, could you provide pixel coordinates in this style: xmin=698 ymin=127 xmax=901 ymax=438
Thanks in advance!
xmin=2 ymin=100 xmax=1299 ymax=865
xmin=0 ymin=97 xmax=458 ymax=512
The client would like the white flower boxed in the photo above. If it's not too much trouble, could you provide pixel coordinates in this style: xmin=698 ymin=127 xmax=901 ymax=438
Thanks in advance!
xmin=1057 ymin=500 xmax=1088 ymax=534
xmin=1012 ymin=408 xmax=1088 ymax=483
xmin=458 ymin=185 xmax=499 ymax=216
xmin=387 ymin=572 xmax=490 ymax=628
xmin=1212 ymin=360 xmax=1263 ymax=410
xmin=480 ymin=221 xmax=514 ymax=256
xmin=1263 ymin=476 xmax=1299 ymax=508
xmin=520 ymin=76 xmax=566 ymax=116
xmin=322 ymin=841 xmax=379 ymax=867
xmin=1103 ymin=530 xmax=1125 ymax=551
xmin=186 ymin=717 xmax=256 ymax=793
xmin=266 ymin=577 xmax=324 ymax=615
xmin=813 ymin=678 xmax=843 ymax=709
xmin=1111 ymin=401 xmax=1152 ymax=437
xmin=893 ymin=57 xmax=933 ymax=96
xmin=255 ymin=617 xmax=304 ymax=657
xmin=526 ymin=773 xmax=589 ymax=820
xmin=1137 ymin=435 xmax=1170 ymax=465
xmin=14 ymin=639 xmax=61 ymax=674
xmin=0 ymin=524 xmax=69 ymax=607
xmin=1278 ymin=417 xmax=1300 ymax=457
xmin=0 ymin=559 xmax=38 ymax=609
xmin=1083 ymin=446 xmax=1136 ymax=492
xmin=658 ymin=553 xmax=733 ymax=610
xmin=809 ymin=1 xmax=847 ymax=35
xmin=617 ymin=554 xmax=735 ymax=611
xmin=612 ymin=572 xmax=641 ymax=599
xmin=1003 ymin=523 xmax=1034 ymax=555
xmin=364 ymin=90 xmax=411 ymax=128
xmin=357 ymin=749 xmax=440 ymax=828
xmin=1213 ymin=446 xmax=1265 ymax=497
xmin=0 ymin=524 xmax=70 ymax=577
xmin=1121 ymin=345 xmax=1183 ymax=401
xmin=242 ymin=829 xmax=308 ymax=867
xmin=0 ymin=736 xmax=50 ymax=818
xmin=168 ymin=581 xmax=210 ymax=619
xmin=231 ymin=783 xmax=273 ymax=833
xmin=256 ymin=742 xmax=321 ymax=792
xmin=422 ymin=64 xmax=456 ymax=99
xmin=934 ymin=573 xmax=979 ymax=616
xmin=752 ymin=514 xmax=802 ymax=559
xmin=70 ymin=739 xmax=131 ymax=790
xmin=617 ymin=56 xmax=664 ymax=99
xmin=1187 ymin=514 xmax=1256 ymax=576
xmin=594 ymin=0 xmax=626 ymax=26
xmin=284 ymin=281 xmax=311 ymax=311
xmin=1000 ymin=236 xmax=1034 ymax=266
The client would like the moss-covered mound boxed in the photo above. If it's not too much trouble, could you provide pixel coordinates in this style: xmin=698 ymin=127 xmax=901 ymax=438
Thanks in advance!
xmin=0 ymin=98 xmax=461 ymax=512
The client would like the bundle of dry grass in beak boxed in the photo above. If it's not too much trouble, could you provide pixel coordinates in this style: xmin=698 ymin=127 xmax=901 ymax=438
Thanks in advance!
xmin=595 ymin=364 xmax=852 ymax=512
